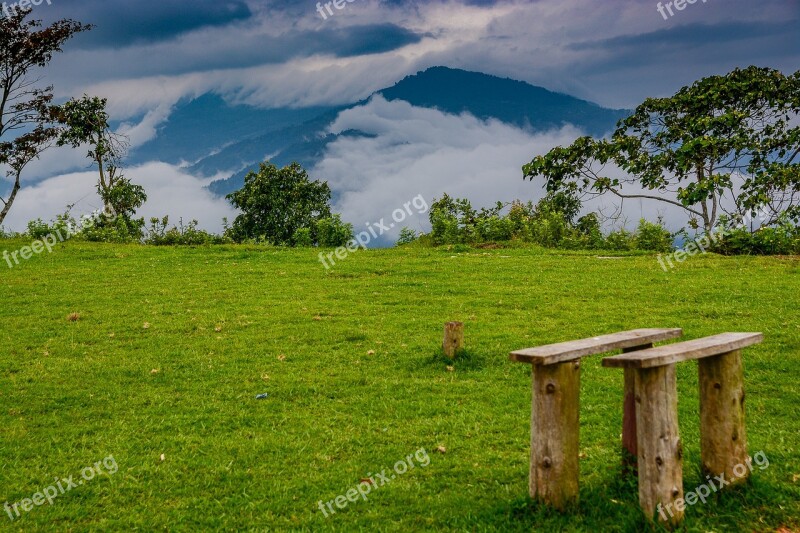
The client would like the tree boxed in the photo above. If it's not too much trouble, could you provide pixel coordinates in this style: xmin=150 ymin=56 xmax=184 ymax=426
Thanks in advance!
xmin=524 ymin=67 xmax=800 ymax=233
xmin=0 ymin=8 xmax=91 ymax=225
xmin=226 ymin=162 xmax=334 ymax=244
xmin=56 ymin=95 xmax=146 ymax=219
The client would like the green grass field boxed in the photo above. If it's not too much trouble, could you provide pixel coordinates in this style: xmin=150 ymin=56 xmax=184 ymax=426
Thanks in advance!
xmin=1 ymin=240 xmax=798 ymax=532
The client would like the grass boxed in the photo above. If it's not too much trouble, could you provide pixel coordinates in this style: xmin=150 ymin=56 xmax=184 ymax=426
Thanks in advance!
xmin=0 ymin=240 xmax=798 ymax=531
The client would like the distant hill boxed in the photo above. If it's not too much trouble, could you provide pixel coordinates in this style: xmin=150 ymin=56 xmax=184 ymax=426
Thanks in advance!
xmin=127 ymin=94 xmax=336 ymax=167
xmin=379 ymin=66 xmax=626 ymax=136
xmin=127 ymin=67 xmax=628 ymax=197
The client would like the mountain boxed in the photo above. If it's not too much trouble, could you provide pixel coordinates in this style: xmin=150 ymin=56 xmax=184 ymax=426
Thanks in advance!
xmin=379 ymin=66 xmax=626 ymax=136
xmin=127 ymin=94 xmax=335 ymax=167
xmin=129 ymin=67 xmax=628 ymax=197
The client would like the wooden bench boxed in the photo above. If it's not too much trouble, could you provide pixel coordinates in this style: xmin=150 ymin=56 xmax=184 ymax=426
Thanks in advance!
xmin=509 ymin=328 xmax=684 ymax=509
xmin=603 ymin=332 xmax=763 ymax=527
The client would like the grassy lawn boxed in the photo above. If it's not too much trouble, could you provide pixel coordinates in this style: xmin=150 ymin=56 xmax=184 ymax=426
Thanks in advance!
xmin=0 ymin=240 xmax=798 ymax=531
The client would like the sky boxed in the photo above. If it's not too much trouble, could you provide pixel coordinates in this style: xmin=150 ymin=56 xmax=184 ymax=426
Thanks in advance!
xmin=2 ymin=0 xmax=799 ymax=234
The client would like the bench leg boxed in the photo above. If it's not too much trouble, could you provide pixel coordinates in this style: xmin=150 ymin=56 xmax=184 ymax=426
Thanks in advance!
xmin=635 ymin=364 xmax=684 ymax=527
xmin=622 ymin=368 xmax=638 ymax=474
xmin=530 ymin=359 xmax=580 ymax=509
xmin=699 ymin=349 xmax=748 ymax=486
xmin=621 ymin=343 xmax=653 ymax=475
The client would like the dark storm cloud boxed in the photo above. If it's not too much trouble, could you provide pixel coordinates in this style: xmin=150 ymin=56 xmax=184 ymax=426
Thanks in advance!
xmin=569 ymin=18 xmax=799 ymax=67
xmin=36 ymin=0 xmax=253 ymax=47
xmin=32 ymin=0 xmax=800 ymax=112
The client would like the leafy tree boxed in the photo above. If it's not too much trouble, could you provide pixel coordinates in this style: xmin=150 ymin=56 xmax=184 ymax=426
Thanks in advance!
xmin=428 ymin=194 xmax=480 ymax=245
xmin=226 ymin=162 xmax=334 ymax=244
xmin=575 ymin=213 xmax=605 ymax=248
xmin=314 ymin=215 xmax=353 ymax=247
xmin=56 ymin=95 xmax=146 ymax=219
xmin=0 ymin=8 xmax=91 ymax=225
xmin=524 ymin=67 xmax=800 ymax=233
xmin=533 ymin=189 xmax=582 ymax=225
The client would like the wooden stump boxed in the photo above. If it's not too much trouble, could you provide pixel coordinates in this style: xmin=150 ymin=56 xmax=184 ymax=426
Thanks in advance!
xmin=530 ymin=360 xmax=580 ymax=509
xmin=635 ymin=364 xmax=683 ymax=527
xmin=443 ymin=322 xmax=464 ymax=358
xmin=699 ymin=349 xmax=748 ymax=485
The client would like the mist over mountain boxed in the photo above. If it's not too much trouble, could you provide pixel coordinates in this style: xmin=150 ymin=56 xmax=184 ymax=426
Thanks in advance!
xmin=128 ymin=67 xmax=627 ymax=198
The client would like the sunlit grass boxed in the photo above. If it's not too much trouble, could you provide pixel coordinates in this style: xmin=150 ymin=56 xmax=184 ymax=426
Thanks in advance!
xmin=0 ymin=241 xmax=798 ymax=531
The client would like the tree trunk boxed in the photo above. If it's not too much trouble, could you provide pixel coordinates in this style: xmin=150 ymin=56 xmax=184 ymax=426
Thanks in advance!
xmin=0 ymin=172 xmax=22 ymax=226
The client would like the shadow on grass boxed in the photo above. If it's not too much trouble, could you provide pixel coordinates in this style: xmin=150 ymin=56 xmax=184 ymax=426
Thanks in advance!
xmin=410 ymin=348 xmax=488 ymax=373
xmin=465 ymin=467 xmax=796 ymax=532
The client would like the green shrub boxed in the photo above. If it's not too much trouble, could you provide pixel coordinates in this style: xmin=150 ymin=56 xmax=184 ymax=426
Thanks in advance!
xmin=144 ymin=217 xmax=224 ymax=246
xmin=529 ymin=210 xmax=570 ymax=248
xmin=315 ymin=215 xmax=353 ymax=247
xmin=535 ymin=190 xmax=582 ymax=225
xmin=713 ymin=218 xmax=800 ymax=255
xmin=29 ymin=212 xmax=75 ymax=240
xmin=428 ymin=194 xmax=481 ymax=245
xmin=605 ymin=228 xmax=634 ymax=251
xmin=225 ymin=161 xmax=334 ymax=244
xmin=507 ymin=201 xmax=535 ymax=241
xmin=293 ymin=227 xmax=314 ymax=247
xmin=26 ymin=218 xmax=55 ymax=240
xmin=82 ymin=215 xmax=145 ymax=243
xmin=634 ymin=218 xmax=673 ymax=252
xmin=477 ymin=215 xmax=513 ymax=242
xmin=396 ymin=227 xmax=418 ymax=246
xmin=576 ymin=213 xmax=605 ymax=249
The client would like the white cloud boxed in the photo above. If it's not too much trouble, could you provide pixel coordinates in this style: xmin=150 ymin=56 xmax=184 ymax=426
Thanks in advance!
xmin=116 ymin=104 xmax=174 ymax=148
xmin=313 ymin=96 xmax=695 ymax=241
xmin=313 ymin=96 xmax=585 ymax=237
xmin=1 ymin=162 xmax=236 ymax=234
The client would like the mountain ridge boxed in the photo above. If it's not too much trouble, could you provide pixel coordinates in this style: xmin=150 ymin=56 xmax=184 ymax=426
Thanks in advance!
xmin=127 ymin=67 xmax=628 ymax=197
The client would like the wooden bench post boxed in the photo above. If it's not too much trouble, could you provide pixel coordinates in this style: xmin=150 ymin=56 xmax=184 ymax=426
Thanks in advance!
xmin=510 ymin=328 xmax=683 ymax=510
xmin=634 ymin=364 xmax=684 ymax=526
xmin=699 ymin=349 xmax=748 ymax=485
xmin=530 ymin=359 xmax=580 ymax=508
xmin=603 ymin=332 xmax=763 ymax=527
xmin=621 ymin=344 xmax=654 ymax=476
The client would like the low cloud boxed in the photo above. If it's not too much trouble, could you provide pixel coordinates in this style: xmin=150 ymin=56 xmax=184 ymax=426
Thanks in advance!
xmin=313 ymin=96 xmax=693 ymax=241
xmin=1 ymin=162 xmax=236 ymax=234
xmin=313 ymin=96 xmax=586 ymax=237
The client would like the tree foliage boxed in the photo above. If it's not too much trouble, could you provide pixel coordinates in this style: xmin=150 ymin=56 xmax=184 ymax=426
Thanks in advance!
xmin=424 ymin=192 xmax=672 ymax=252
xmin=56 ymin=95 xmax=146 ymax=219
xmin=0 ymin=8 xmax=91 ymax=225
xmin=226 ymin=162 xmax=334 ymax=244
xmin=524 ymin=67 xmax=800 ymax=233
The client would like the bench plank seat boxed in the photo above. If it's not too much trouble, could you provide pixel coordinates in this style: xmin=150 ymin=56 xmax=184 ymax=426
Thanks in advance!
xmin=602 ymin=332 xmax=763 ymax=369
xmin=510 ymin=328 xmax=683 ymax=366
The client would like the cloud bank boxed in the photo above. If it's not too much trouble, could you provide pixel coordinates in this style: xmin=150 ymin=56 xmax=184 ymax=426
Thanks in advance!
xmin=313 ymin=96 xmax=586 ymax=237
xmin=1 ymin=163 xmax=236 ymax=234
